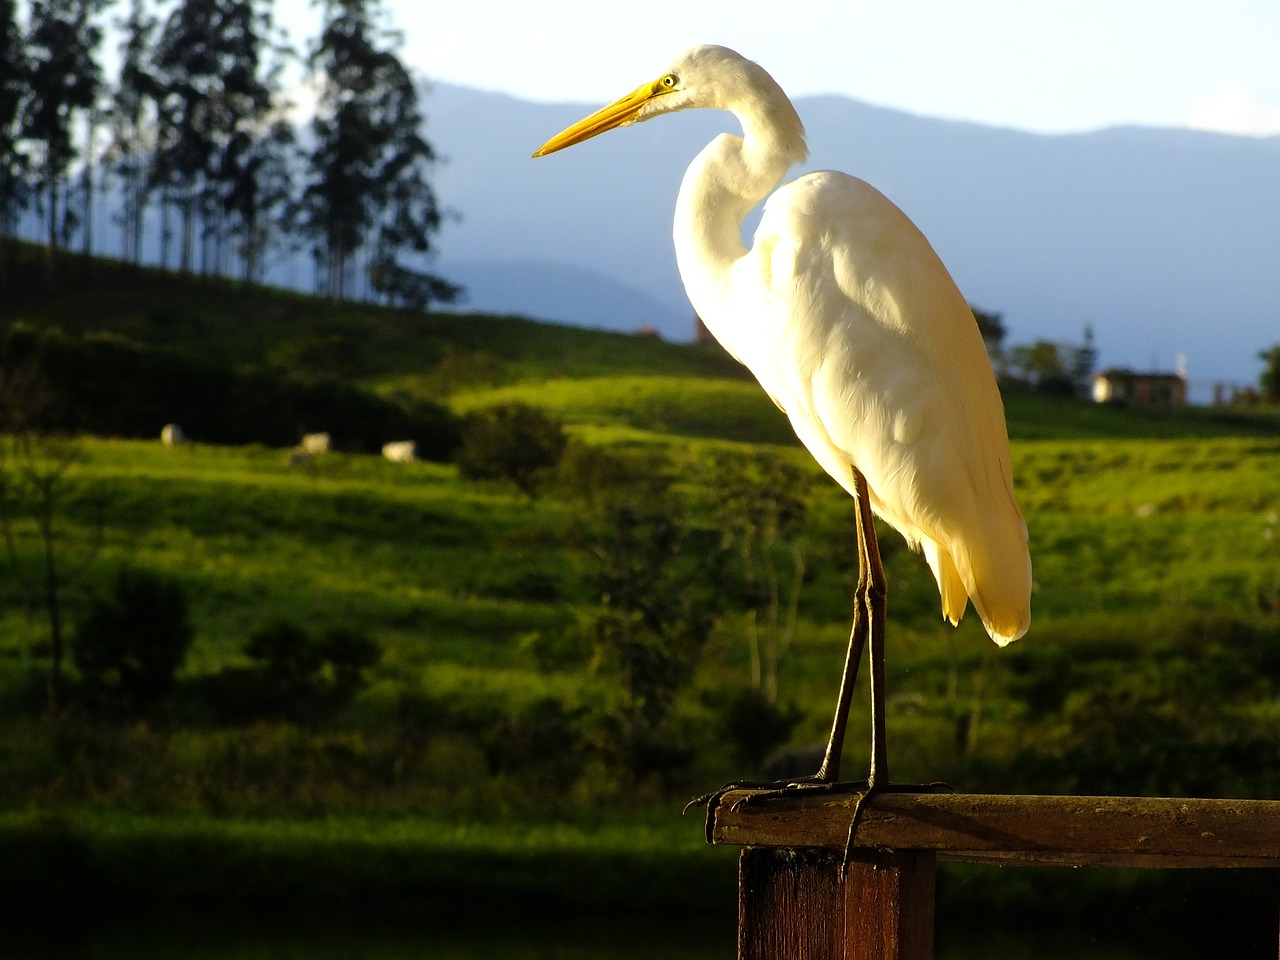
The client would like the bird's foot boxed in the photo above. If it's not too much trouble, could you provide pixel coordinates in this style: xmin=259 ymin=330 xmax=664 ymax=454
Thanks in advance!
xmin=686 ymin=775 xmax=952 ymax=860
xmin=685 ymin=775 xmax=871 ymax=844
xmin=840 ymin=779 xmax=953 ymax=875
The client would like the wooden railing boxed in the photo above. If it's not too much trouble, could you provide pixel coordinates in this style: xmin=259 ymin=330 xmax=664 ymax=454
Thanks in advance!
xmin=708 ymin=789 xmax=1280 ymax=959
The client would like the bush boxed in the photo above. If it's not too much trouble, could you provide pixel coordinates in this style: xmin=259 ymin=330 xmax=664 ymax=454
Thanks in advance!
xmin=553 ymin=439 xmax=673 ymax=506
xmin=200 ymin=620 xmax=382 ymax=724
xmin=455 ymin=402 xmax=567 ymax=497
xmin=72 ymin=569 xmax=193 ymax=715
xmin=714 ymin=687 xmax=802 ymax=772
xmin=0 ymin=324 xmax=461 ymax=458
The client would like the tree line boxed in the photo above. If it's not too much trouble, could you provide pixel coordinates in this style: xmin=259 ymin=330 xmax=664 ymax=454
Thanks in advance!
xmin=0 ymin=0 xmax=459 ymax=308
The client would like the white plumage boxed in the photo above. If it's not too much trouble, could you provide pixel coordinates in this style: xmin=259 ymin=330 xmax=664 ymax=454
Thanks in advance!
xmin=536 ymin=44 xmax=1031 ymax=646
xmin=536 ymin=47 xmax=1033 ymax=800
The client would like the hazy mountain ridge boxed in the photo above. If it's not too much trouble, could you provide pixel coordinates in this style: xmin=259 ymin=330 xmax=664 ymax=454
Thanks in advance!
xmin=428 ymin=81 xmax=1280 ymax=387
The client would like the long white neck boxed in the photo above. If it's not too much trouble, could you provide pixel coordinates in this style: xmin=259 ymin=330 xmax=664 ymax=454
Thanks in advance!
xmin=672 ymin=82 xmax=807 ymax=328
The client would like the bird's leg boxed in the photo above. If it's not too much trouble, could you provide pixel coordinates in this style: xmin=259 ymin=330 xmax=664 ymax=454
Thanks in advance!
xmin=811 ymin=466 xmax=878 ymax=783
xmin=729 ymin=466 xmax=883 ymax=791
xmin=686 ymin=467 xmax=949 ymax=848
xmin=842 ymin=469 xmax=890 ymax=846
xmin=858 ymin=466 xmax=890 ymax=786
xmin=810 ymin=595 xmax=867 ymax=782
xmin=841 ymin=468 xmax=951 ymax=866
xmin=684 ymin=468 xmax=877 ymax=836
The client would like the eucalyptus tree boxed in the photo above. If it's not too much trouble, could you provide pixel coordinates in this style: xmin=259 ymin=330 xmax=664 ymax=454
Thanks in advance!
xmin=152 ymin=0 xmax=283 ymax=276
xmin=213 ymin=0 xmax=297 ymax=282
xmin=152 ymin=0 xmax=228 ymax=273
xmin=225 ymin=114 xmax=298 ymax=283
xmin=106 ymin=0 xmax=160 ymax=266
xmin=303 ymin=0 xmax=458 ymax=307
xmin=0 ymin=0 xmax=28 ymax=286
xmin=21 ymin=0 xmax=105 ymax=283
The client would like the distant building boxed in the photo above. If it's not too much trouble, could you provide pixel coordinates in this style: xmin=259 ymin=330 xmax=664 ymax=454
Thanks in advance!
xmin=1092 ymin=368 xmax=1188 ymax=407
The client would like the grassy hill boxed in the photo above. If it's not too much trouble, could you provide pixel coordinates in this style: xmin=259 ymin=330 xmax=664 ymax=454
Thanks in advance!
xmin=3 ymin=252 xmax=1278 ymax=769
xmin=3 ymin=252 xmax=1280 ymax=939
xmin=4 ymin=243 xmax=1276 ymax=445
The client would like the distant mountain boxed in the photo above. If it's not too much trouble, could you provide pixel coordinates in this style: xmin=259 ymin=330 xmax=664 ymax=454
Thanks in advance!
xmin=441 ymin=259 xmax=687 ymax=333
xmin=426 ymin=81 xmax=1280 ymax=388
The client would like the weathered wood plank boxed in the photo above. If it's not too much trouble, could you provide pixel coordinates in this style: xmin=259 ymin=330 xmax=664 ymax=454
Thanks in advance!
xmin=738 ymin=847 xmax=935 ymax=960
xmin=712 ymin=791 xmax=1280 ymax=868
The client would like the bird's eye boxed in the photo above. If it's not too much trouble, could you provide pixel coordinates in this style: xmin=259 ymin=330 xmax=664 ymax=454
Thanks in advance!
xmin=662 ymin=74 xmax=677 ymax=89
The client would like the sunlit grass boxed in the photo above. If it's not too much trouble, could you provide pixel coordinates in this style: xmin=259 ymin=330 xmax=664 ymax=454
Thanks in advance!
xmin=6 ymin=253 xmax=1280 ymax=936
xmin=453 ymin=374 xmax=799 ymax=446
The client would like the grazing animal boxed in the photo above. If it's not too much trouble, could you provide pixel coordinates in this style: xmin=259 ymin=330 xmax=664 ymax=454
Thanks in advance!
xmin=300 ymin=432 xmax=331 ymax=455
xmin=382 ymin=440 xmax=417 ymax=463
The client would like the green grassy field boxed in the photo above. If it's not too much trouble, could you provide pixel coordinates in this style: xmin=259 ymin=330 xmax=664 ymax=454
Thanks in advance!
xmin=6 ymin=431 xmax=1276 ymax=785
xmin=2 ymin=256 xmax=1279 ymax=937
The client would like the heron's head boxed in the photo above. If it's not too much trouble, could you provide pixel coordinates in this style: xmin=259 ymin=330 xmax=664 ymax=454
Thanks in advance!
xmin=531 ymin=45 xmax=764 ymax=158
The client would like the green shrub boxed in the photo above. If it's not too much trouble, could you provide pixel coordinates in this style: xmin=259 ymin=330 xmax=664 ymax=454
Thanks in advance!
xmin=456 ymin=402 xmax=567 ymax=497
xmin=198 ymin=621 xmax=382 ymax=724
xmin=0 ymin=324 xmax=460 ymax=457
xmin=713 ymin=687 xmax=802 ymax=772
xmin=73 ymin=569 xmax=193 ymax=715
xmin=553 ymin=439 xmax=673 ymax=506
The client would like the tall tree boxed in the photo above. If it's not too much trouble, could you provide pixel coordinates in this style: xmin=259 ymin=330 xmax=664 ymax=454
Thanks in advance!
xmin=152 ymin=0 xmax=224 ymax=274
xmin=0 ymin=0 xmax=28 ymax=286
xmin=153 ymin=0 xmax=291 ymax=279
xmin=106 ymin=0 xmax=160 ymax=266
xmin=73 ymin=103 xmax=101 ymax=264
xmin=1259 ymin=344 xmax=1280 ymax=404
xmin=224 ymin=113 xmax=297 ymax=282
xmin=303 ymin=0 xmax=458 ymax=307
xmin=21 ymin=0 xmax=105 ymax=285
xmin=213 ymin=0 xmax=296 ymax=282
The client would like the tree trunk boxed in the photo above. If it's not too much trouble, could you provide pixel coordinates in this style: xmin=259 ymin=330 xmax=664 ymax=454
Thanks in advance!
xmin=80 ymin=112 xmax=96 ymax=270
xmin=44 ymin=179 xmax=58 ymax=289
xmin=40 ymin=498 xmax=63 ymax=714
xmin=179 ymin=192 xmax=193 ymax=274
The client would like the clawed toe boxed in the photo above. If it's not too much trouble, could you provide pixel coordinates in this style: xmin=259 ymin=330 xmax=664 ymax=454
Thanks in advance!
xmin=687 ymin=776 xmax=873 ymax=841
xmin=682 ymin=791 xmax=718 ymax=815
xmin=689 ymin=776 xmax=956 ymax=851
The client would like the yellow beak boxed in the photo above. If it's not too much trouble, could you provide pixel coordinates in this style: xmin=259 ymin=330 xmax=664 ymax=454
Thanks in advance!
xmin=532 ymin=78 xmax=671 ymax=158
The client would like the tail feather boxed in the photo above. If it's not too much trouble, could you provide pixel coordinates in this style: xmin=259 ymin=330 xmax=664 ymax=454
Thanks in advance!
xmin=924 ymin=533 xmax=1031 ymax=647
xmin=922 ymin=540 xmax=969 ymax=628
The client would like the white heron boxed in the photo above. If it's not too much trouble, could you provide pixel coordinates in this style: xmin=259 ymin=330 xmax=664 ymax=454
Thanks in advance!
xmin=533 ymin=45 xmax=1031 ymax=816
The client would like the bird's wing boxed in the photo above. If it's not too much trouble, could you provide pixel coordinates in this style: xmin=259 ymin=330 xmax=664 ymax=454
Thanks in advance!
xmin=734 ymin=171 xmax=1030 ymax=642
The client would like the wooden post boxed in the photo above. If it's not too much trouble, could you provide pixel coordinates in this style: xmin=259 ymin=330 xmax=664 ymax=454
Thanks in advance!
xmin=708 ymin=790 xmax=1280 ymax=960
xmin=712 ymin=790 xmax=1280 ymax=867
xmin=739 ymin=847 xmax=935 ymax=960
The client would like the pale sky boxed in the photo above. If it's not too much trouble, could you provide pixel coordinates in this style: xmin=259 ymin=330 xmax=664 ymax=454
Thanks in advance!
xmin=272 ymin=0 xmax=1280 ymax=137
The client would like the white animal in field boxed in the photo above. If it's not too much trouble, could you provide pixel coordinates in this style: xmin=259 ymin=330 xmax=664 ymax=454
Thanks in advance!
xmin=301 ymin=432 xmax=331 ymax=455
xmin=161 ymin=424 xmax=184 ymax=446
xmin=382 ymin=440 xmax=417 ymax=463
